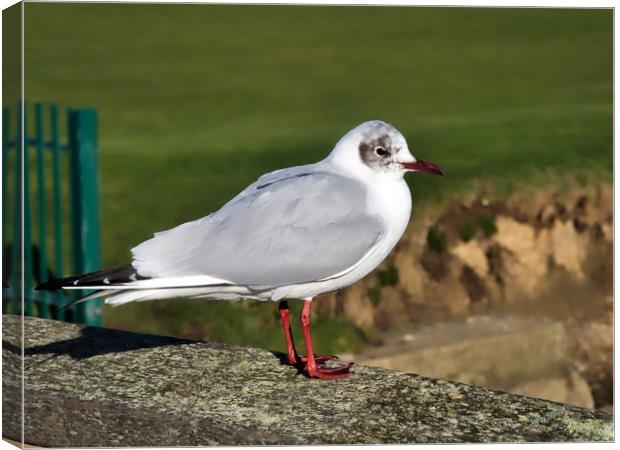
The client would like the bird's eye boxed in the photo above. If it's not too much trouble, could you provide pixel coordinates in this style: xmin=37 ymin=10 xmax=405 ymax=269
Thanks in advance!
xmin=374 ymin=146 xmax=389 ymax=157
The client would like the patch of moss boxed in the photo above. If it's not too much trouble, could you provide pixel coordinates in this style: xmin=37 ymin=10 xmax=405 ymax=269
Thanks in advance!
xmin=376 ymin=265 xmax=399 ymax=287
xmin=426 ymin=225 xmax=448 ymax=253
xmin=459 ymin=221 xmax=477 ymax=242
xmin=367 ymin=285 xmax=383 ymax=306
xmin=478 ymin=214 xmax=498 ymax=236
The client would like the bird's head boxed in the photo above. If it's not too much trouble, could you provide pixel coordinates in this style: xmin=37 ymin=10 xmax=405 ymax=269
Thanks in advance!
xmin=327 ymin=120 xmax=443 ymax=180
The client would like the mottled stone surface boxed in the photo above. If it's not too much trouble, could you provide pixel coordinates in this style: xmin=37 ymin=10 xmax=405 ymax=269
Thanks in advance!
xmin=2 ymin=315 xmax=613 ymax=446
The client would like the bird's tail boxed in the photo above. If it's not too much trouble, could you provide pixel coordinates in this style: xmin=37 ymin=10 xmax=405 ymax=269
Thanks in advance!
xmin=36 ymin=266 xmax=239 ymax=311
xmin=36 ymin=264 xmax=150 ymax=312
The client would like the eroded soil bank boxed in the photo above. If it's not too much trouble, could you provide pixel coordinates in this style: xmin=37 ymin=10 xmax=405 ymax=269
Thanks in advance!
xmin=316 ymin=184 xmax=612 ymax=411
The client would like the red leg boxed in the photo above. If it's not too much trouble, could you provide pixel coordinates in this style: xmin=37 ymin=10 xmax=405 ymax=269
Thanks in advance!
xmin=300 ymin=299 xmax=353 ymax=379
xmin=278 ymin=301 xmax=299 ymax=366
xmin=278 ymin=301 xmax=338 ymax=367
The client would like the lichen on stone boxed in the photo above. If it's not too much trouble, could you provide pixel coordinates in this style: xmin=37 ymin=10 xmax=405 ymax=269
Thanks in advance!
xmin=2 ymin=315 xmax=613 ymax=446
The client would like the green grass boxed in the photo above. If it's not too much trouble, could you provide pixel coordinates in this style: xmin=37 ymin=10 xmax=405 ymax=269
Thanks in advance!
xmin=16 ymin=4 xmax=612 ymax=351
xmin=104 ymin=299 xmax=368 ymax=356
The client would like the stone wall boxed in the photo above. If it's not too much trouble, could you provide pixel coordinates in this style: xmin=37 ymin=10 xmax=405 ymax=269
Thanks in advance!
xmin=2 ymin=315 xmax=613 ymax=446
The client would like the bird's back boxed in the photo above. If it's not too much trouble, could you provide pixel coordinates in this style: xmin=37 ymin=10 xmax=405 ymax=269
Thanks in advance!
xmin=131 ymin=164 xmax=387 ymax=288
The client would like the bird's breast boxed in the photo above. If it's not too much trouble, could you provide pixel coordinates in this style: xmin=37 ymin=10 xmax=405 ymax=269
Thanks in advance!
xmin=268 ymin=179 xmax=412 ymax=301
xmin=367 ymin=178 xmax=412 ymax=246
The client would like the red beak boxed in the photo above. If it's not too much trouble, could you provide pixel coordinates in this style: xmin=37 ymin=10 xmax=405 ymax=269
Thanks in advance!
xmin=400 ymin=159 xmax=444 ymax=176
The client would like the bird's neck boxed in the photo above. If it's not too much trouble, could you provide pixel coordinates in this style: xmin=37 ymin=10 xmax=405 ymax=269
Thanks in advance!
xmin=366 ymin=177 xmax=413 ymax=253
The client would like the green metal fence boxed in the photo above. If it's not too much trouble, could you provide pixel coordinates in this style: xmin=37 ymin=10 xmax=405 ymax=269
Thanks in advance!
xmin=2 ymin=102 xmax=102 ymax=325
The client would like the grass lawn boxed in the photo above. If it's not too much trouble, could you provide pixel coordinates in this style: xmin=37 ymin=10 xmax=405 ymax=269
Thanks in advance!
xmin=17 ymin=4 xmax=612 ymax=353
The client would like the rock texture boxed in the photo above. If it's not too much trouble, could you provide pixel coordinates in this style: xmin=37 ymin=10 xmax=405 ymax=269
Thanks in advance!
xmin=2 ymin=315 xmax=612 ymax=446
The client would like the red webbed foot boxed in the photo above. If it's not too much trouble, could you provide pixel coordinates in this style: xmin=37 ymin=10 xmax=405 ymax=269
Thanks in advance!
xmin=300 ymin=354 xmax=338 ymax=365
xmin=304 ymin=361 xmax=354 ymax=379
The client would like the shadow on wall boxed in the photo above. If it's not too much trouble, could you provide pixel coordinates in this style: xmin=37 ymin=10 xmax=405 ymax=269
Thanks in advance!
xmin=2 ymin=326 xmax=195 ymax=363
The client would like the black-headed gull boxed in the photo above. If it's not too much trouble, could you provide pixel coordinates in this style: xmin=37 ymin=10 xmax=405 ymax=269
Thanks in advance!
xmin=37 ymin=120 xmax=443 ymax=379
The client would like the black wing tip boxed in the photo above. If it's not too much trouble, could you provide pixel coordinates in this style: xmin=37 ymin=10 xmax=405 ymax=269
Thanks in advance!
xmin=36 ymin=264 xmax=147 ymax=292
xmin=36 ymin=279 xmax=66 ymax=291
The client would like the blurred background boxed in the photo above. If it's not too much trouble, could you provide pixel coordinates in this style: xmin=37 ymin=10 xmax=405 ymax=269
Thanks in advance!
xmin=6 ymin=4 xmax=612 ymax=412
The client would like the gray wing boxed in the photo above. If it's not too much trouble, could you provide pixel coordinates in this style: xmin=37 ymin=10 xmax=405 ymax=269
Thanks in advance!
xmin=131 ymin=168 xmax=385 ymax=287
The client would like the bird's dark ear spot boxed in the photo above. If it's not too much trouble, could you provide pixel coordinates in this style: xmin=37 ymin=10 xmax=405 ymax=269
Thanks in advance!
xmin=359 ymin=140 xmax=373 ymax=165
xmin=359 ymin=135 xmax=394 ymax=168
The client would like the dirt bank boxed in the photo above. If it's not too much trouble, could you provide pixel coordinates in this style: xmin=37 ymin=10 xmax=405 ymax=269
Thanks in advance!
xmin=317 ymin=184 xmax=612 ymax=409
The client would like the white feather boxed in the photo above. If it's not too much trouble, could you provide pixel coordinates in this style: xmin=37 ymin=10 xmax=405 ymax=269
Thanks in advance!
xmin=61 ymin=275 xmax=232 ymax=290
xmin=104 ymin=285 xmax=272 ymax=305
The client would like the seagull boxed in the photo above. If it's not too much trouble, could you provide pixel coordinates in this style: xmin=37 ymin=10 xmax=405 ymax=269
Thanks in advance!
xmin=37 ymin=120 xmax=443 ymax=379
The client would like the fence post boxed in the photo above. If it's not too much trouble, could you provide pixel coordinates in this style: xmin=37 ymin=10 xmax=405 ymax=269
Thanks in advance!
xmin=10 ymin=103 xmax=22 ymax=314
xmin=67 ymin=108 xmax=102 ymax=325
